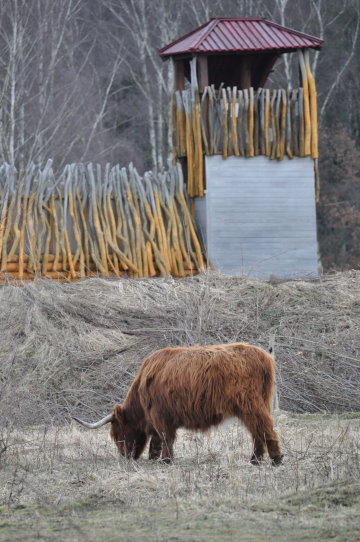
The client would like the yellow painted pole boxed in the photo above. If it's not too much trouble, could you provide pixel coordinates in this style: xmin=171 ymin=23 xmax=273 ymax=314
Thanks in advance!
xmin=278 ymin=89 xmax=287 ymax=160
xmin=237 ymin=90 xmax=245 ymax=156
xmin=184 ymin=92 xmax=194 ymax=197
xmin=304 ymin=49 xmax=319 ymax=159
xmin=248 ymin=87 xmax=255 ymax=157
xmin=264 ymin=89 xmax=270 ymax=156
xmin=298 ymin=49 xmax=311 ymax=156
xmin=222 ymin=88 xmax=229 ymax=159
xmin=231 ymin=86 xmax=240 ymax=156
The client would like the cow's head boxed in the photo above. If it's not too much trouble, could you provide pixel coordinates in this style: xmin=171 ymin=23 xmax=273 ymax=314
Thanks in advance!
xmin=73 ymin=403 xmax=146 ymax=459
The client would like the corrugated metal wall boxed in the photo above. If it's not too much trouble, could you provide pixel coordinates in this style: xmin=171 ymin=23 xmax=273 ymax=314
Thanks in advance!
xmin=195 ymin=155 xmax=319 ymax=278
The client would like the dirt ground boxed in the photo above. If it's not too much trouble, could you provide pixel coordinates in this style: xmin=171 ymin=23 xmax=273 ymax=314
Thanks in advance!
xmin=0 ymin=413 xmax=359 ymax=541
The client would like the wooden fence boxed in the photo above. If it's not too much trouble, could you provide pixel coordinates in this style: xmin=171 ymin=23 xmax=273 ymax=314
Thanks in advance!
xmin=0 ymin=161 xmax=205 ymax=281
xmin=172 ymin=50 xmax=319 ymax=199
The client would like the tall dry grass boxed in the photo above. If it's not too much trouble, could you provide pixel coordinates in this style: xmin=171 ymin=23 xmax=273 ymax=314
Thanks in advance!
xmin=0 ymin=271 xmax=359 ymax=426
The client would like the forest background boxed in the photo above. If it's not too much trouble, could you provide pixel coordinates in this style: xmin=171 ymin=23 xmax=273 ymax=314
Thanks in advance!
xmin=0 ymin=0 xmax=359 ymax=271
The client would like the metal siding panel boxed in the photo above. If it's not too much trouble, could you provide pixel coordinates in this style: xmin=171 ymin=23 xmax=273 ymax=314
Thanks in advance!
xmin=215 ymin=23 xmax=242 ymax=49
xmin=194 ymin=196 xmax=207 ymax=246
xmin=206 ymin=26 xmax=234 ymax=50
xmin=229 ymin=21 xmax=258 ymax=49
xmin=261 ymin=22 xmax=295 ymax=48
xmin=201 ymin=35 xmax=220 ymax=51
xmin=204 ymin=155 xmax=318 ymax=278
xmin=230 ymin=21 xmax=259 ymax=50
xmin=254 ymin=21 xmax=279 ymax=49
xmin=241 ymin=20 xmax=267 ymax=49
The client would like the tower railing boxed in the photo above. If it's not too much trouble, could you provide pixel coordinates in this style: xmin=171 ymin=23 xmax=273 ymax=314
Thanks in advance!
xmin=171 ymin=50 xmax=319 ymax=199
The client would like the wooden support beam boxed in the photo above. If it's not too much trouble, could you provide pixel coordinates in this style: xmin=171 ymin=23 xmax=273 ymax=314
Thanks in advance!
xmin=197 ymin=55 xmax=209 ymax=92
xmin=239 ymin=56 xmax=252 ymax=89
xmin=174 ymin=60 xmax=185 ymax=91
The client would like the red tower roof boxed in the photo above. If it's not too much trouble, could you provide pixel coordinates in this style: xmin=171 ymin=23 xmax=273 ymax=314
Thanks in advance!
xmin=159 ymin=18 xmax=323 ymax=57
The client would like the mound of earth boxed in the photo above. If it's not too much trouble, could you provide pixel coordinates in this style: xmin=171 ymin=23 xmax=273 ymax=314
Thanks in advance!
xmin=0 ymin=271 xmax=359 ymax=424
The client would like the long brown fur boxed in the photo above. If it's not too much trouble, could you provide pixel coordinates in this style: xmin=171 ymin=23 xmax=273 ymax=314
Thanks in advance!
xmin=109 ymin=343 xmax=283 ymax=465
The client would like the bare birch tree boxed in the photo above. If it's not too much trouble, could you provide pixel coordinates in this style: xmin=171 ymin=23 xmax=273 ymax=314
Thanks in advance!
xmin=0 ymin=0 xmax=128 ymax=169
xmin=0 ymin=0 xmax=359 ymax=172
xmin=104 ymin=0 xmax=186 ymax=171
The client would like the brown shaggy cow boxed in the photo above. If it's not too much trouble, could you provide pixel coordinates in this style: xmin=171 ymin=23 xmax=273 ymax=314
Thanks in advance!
xmin=73 ymin=343 xmax=283 ymax=465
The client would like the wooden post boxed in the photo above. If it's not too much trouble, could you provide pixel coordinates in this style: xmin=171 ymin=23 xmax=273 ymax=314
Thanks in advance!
xmin=269 ymin=334 xmax=280 ymax=415
xmin=174 ymin=59 xmax=185 ymax=91
xmin=304 ymin=49 xmax=319 ymax=160
xmin=257 ymin=54 xmax=278 ymax=88
xmin=239 ymin=55 xmax=252 ymax=89
xmin=248 ymin=87 xmax=255 ymax=157
xmin=197 ymin=55 xmax=208 ymax=92
xmin=298 ymin=49 xmax=311 ymax=157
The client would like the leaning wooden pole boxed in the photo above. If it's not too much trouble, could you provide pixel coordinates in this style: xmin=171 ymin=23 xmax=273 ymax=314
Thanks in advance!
xmin=304 ymin=49 xmax=319 ymax=160
xmin=298 ymin=49 xmax=312 ymax=157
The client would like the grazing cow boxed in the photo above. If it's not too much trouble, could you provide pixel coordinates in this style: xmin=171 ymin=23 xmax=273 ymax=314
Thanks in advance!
xmin=73 ymin=343 xmax=283 ymax=465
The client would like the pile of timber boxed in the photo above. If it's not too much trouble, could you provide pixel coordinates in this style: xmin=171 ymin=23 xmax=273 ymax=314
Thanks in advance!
xmin=0 ymin=161 xmax=205 ymax=282
xmin=173 ymin=50 xmax=319 ymax=198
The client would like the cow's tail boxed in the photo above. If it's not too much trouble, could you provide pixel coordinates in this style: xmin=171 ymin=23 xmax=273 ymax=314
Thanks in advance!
xmin=262 ymin=351 xmax=276 ymax=413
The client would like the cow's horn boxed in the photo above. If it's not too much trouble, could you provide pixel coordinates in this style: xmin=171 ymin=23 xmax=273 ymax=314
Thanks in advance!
xmin=72 ymin=414 xmax=114 ymax=429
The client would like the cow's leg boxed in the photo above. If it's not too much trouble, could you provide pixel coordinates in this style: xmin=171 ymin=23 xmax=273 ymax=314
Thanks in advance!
xmin=159 ymin=429 xmax=176 ymax=463
xmin=241 ymin=405 xmax=283 ymax=466
xmin=148 ymin=433 xmax=162 ymax=460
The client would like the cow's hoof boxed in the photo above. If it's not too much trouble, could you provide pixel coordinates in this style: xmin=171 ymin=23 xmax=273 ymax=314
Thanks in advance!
xmin=271 ymin=454 xmax=284 ymax=466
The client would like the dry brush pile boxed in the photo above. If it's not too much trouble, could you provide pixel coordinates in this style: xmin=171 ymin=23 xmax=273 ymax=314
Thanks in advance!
xmin=0 ymin=270 xmax=359 ymax=427
xmin=0 ymin=161 xmax=204 ymax=282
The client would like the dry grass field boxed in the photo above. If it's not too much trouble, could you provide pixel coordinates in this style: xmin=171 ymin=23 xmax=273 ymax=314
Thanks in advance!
xmin=0 ymin=415 xmax=359 ymax=541
xmin=0 ymin=271 xmax=360 ymax=540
